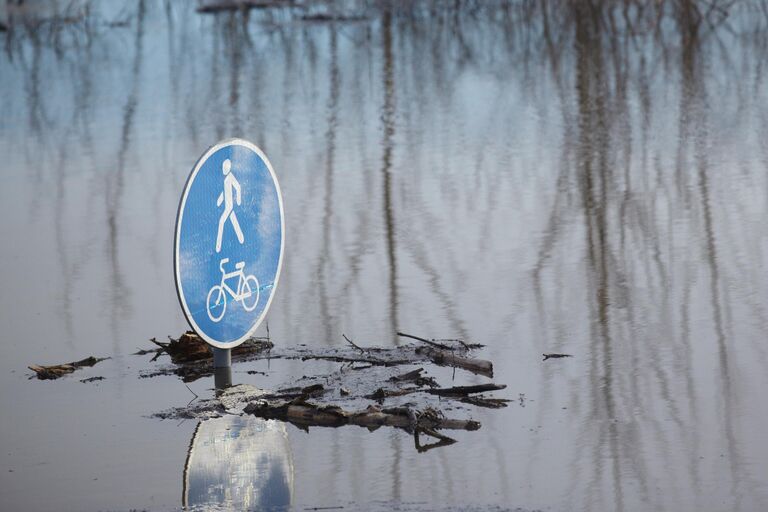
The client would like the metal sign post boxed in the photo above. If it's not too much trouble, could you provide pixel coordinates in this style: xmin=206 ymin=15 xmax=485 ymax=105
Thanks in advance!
xmin=213 ymin=348 xmax=232 ymax=390
xmin=212 ymin=347 xmax=231 ymax=368
xmin=174 ymin=139 xmax=284 ymax=384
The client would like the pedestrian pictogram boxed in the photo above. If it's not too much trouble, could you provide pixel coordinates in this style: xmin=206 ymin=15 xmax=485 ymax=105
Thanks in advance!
xmin=215 ymin=159 xmax=245 ymax=253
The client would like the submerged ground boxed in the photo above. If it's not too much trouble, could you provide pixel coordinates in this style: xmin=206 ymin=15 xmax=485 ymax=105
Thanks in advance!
xmin=1 ymin=1 xmax=768 ymax=511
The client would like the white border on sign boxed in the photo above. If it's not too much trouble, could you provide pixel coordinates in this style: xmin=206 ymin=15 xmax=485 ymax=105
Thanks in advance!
xmin=174 ymin=138 xmax=285 ymax=349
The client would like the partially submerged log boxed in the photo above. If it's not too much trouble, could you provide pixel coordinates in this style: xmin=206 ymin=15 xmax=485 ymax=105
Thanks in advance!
xmin=29 ymin=356 xmax=109 ymax=380
xmin=416 ymin=347 xmax=493 ymax=377
xmin=243 ymin=398 xmax=479 ymax=452
xmin=427 ymin=383 xmax=506 ymax=396
xmin=244 ymin=401 xmax=481 ymax=432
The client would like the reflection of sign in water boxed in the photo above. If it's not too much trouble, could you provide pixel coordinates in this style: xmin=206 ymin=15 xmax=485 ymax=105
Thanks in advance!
xmin=183 ymin=416 xmax=294 ymax=510
xmin=174 ymin=139 xmax=285 ymax=349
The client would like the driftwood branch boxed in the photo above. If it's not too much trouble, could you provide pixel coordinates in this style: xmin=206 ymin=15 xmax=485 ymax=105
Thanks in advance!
xmin=459 ymin=396 xmax=511 ymax=408
xmin=367 ymin=383 xmax=507 ymax=403
xmin=397 ymin=331 xmax=484 ymax=350
xmin=29 ymin=356 xmax=109 ymax=380
xmin=427 ymin=383 xmax=506 ymax=396
xmin=417 ymin=347 xmax=493 ymax=377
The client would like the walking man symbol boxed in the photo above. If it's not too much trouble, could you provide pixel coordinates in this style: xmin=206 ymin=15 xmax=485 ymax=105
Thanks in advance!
xmin=215 ymin=159 xmax=245 ymax=253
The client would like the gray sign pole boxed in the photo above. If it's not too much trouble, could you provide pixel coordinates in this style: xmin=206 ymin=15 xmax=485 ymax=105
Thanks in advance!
xmin=213 ymin=347 xmax=231 ymax=367
xmin=213 ymin=348 xmax=232 ymax=389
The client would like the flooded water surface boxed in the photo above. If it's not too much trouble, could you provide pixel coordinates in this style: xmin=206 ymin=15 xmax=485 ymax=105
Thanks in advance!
xmin=2 ymin=1 xmax=768 ymax=511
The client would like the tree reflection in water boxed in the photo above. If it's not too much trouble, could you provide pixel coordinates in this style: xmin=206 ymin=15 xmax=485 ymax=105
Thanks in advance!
xmin=1 ymin=1 xmax=768 ymax=510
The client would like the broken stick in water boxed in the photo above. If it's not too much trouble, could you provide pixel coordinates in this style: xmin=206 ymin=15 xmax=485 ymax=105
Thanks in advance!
xmin=342 ymin=333 xmax=367 ymax=354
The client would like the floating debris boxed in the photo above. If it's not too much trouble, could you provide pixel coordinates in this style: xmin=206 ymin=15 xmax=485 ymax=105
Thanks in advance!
xmin=147 ymin=331 xmax=273 ymax=365
xmin=367 ymin=383 xmax=507 ymax=402
xmin=300 ymin=13 xmax=369 ymax=22
xmin=28 ymin=356 xmax=109 ymax=380
xmin=197 ymin=0 xmax=296 ymax=14
xmin=80 ymin=376 xmax=106 ymax=384
xmin=542 ymin=353 xmax=573 ymax=361
xmin=149 ymin=332 xmax=509 ymax=452
xmin=140 ymin=332 xmax=491 ymax=382
xmin=154 ymin=383 xmax=485 ymax=453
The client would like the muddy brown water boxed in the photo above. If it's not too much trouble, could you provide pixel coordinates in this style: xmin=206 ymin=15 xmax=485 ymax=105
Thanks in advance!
xmin=2 ymin=1 xmax=768 ymax=511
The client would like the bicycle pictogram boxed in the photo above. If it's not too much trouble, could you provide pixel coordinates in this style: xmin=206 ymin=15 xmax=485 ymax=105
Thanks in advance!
xmin=206 ymin=258 xmax=260 ymax=322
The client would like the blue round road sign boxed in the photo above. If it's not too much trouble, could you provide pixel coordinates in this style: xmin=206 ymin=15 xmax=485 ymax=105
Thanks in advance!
xmin=174 ymin=139 xmax=284 ymax=349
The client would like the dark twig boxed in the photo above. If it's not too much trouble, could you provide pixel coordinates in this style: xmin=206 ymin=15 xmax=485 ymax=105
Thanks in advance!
xmin=133 ymin=347 xmax=163 ymax=356
xmin=149 ymin=337 xmax=169 ymax=350
xmin=342 ymin=333 xmax=366 ymax=353
xmin=414 ymin=427 xmax=457 ymax=452
xmin=184 ymin=383 xmax=199 ymax=400
xmin=433 ymin=338 xmax=473 ymax=350
xmin=28 ymin=356 xmax=110 ymax=380
xmin=184 ymin=383 xmax=199 ymax=407
xmin=396 ymin=332 xmax=454 ymax=350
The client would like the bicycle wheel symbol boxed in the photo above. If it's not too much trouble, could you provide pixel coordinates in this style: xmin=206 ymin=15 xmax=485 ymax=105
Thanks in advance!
xmin=207 ymin=285 xmax=227 ymax=322
xmin=240 ymin=275 xmax=260 ymax=312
